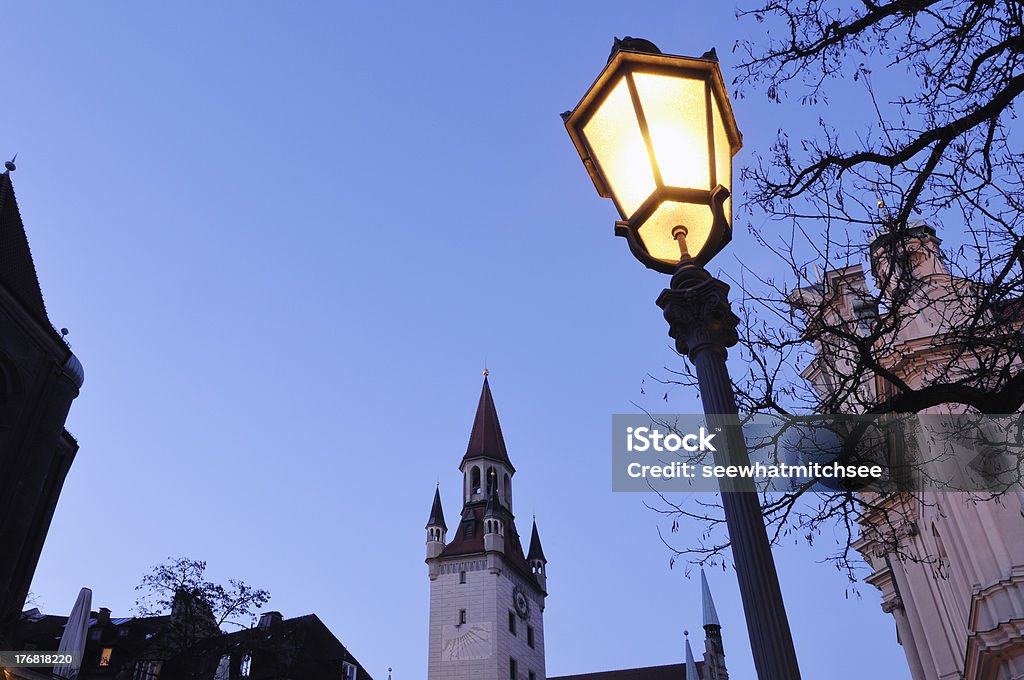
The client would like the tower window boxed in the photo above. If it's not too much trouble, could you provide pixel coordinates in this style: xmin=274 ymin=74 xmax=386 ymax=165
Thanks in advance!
xmin=458 ymin=609 xmax=467 ymax=625
xmin=508 ymin=610 xmax=517 ymax=635
xmin=459 ymin=571 xmax=466 ymax=584
xmin=471 ymin=466 xmax=481 ymax=495
xmin=527 ymin=626 xmax=534 ymax=648
xmin=529 ymin=672 xmax=536 ymax=680
xmin=510 ymin=658 xmax=517 ymax=680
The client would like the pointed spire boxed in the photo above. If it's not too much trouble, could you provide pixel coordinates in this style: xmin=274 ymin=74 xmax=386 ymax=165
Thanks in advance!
xmin=685 ymin=632 xmax=700 ymax=680
xmin=426 ymin=486 xmax=447 ymax=531
xmin=463 ymin=375 xmax=514 ymax=471
xmin=0 ymin=171 xmax=51 ymax=327
xmin=701 ymin=569 xmax=721 ymax=628
xmin=527 ymin=517 xmax=546 ymax=562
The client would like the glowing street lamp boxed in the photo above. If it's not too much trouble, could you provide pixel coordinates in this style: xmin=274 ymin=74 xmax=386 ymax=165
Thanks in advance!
xmin=563 ymin=38 xmax=802 ymax=680
xmin=563 ymin=37 xmax=741 ymax=272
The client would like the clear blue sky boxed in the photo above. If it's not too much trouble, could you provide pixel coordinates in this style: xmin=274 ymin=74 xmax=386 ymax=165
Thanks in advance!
xmin=5 ymin=3 xmax=910 ymax=679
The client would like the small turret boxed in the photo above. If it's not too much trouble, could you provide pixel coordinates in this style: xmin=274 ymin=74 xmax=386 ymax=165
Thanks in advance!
xmin=483 ymin=491 xmax=505 ymax=554
xmin=528 ymin=517 xmax=548 ymax=592
xmin=701 ymin=569 xmax=729 ymax=680
xmin=426 ymin=486 xmax=447 ymax=560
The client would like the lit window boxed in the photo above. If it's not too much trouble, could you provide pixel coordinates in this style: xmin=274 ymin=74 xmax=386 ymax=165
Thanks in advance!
xmin=342 ymin=661 xmax=358 ymax=680
xmin=99 ymin=648 xmax=113 ymax=666
xmin=458 ymin=609 xmax=467 ymax=625
xmin=240 ymin=654 xmax=252 ymax=677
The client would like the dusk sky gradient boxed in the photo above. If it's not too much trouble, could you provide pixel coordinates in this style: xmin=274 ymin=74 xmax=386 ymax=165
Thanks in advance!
xmin=4 ymin=3 xmax=913 ymax=679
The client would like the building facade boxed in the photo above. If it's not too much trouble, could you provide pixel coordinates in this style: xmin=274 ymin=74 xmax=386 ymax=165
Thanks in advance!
xmin=11 ymin=596 xmax=374 ymax=680
xmin=0 ymin=166 xmax=84 ymax=640
xmin=425 ymin=376 xmax=548 ymax=680
xmin=791 ymin=224 xmax=1024 ymax=680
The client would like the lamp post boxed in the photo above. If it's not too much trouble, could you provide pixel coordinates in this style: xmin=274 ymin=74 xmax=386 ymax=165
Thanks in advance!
xmin=563 ymin=37 xmax=802 ymax=680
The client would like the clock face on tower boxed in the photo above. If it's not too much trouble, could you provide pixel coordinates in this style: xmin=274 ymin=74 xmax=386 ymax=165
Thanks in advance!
xmin=513 ymin=586 xmax=530 ymax=619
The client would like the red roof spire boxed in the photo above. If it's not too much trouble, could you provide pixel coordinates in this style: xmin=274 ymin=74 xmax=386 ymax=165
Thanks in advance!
xmin=426 ymin=485 xmax=447 ymax=531
xmin=462 ymin=375 xmax=515 ymax=472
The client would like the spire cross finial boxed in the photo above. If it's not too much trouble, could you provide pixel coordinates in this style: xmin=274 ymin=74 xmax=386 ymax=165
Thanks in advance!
xmin=483 ymin=368 xmax=489 ymax=377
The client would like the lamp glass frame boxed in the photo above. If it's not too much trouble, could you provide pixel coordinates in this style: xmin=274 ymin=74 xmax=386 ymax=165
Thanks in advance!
xmin=565 ymin=49 xmax=743 ymax=272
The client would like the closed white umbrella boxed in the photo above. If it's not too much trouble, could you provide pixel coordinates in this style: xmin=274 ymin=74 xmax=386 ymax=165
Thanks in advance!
xmin=53 ymin=587 xmax=92 ymax=679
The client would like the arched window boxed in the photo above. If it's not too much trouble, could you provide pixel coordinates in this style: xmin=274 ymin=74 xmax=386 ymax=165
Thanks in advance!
xmin=470 ymin=466 xmax=481 ymax=495
xmin=503 ymin=474 xmax=511 ymax=507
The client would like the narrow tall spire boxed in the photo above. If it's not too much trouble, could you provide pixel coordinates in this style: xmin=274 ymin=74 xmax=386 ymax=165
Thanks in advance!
xmin=685 ymin=633 xmax=700 ymax=680
xmin=701 ymin=569 xmax=721 ymax=628
xmin=527 ymin=518 xmax=546 ymax=562
xmin=426 ymin=486 xmax=446 ymax=531
xmin=701 ymin=569 xmax=729 ymax=679
xmin=462 ymin=376 xmax=514 ymax=471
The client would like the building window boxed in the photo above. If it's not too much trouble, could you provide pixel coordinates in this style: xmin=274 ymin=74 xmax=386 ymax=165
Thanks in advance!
xmin=239 ymin=654 xmax=252 ymax=677
xmin=510 ymin=657 xmax=517 ymax=680
xmin=471 ymin=466 xmax=481 ymax=495
xmin=89 ymin=628 xmax=102 ymax=641
xmin=508 ymin=611 xmax=517 ymax=635
xmin=458 ymin=609 xmax=467 ymax=625
xmin=527 ymin=626 xmax=534 ymax=648
xmin=99 ymin=648 xmax=113 ymax=667
xmin=118 ymin=627 xmax=130 ymax=638
xmin=133 ymin=660 xmax=162 ymax=680
xmin=459 ymin=571 xmax=466 ymax=584
xmin=342 ymin=661 xmax=358 ymax=680
xmin=529 ymin=672 xmax=536 ymax=680
xmin=214 ymin=655 xmax=230 ymax=680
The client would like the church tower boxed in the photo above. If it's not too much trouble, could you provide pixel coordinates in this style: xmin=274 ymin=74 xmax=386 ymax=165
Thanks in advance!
xmin=0 ymin=164 xmax=84 ymax=640
xmin=426 ymin=375 xmax=547 ymax=680
xmin=790 ymin=223 xmax=1024 ymax=680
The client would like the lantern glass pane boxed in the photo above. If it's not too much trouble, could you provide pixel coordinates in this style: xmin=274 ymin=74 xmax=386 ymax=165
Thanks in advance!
xmin=633 ymin=73 xmax=709 ymax=191
xmin=637 ymin=201 xmax=714 ymax=264
xmin=711 ymin=95 xmax=733 ymax=224
xmin=582 ymin=78 xmax=656 ymax=218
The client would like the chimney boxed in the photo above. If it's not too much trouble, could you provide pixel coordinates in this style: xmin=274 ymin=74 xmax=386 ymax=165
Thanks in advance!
xmin=97 ymin=607 xmax=111 ymax=624
xmin=258 ymin=611 xmax=283 ymax=629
